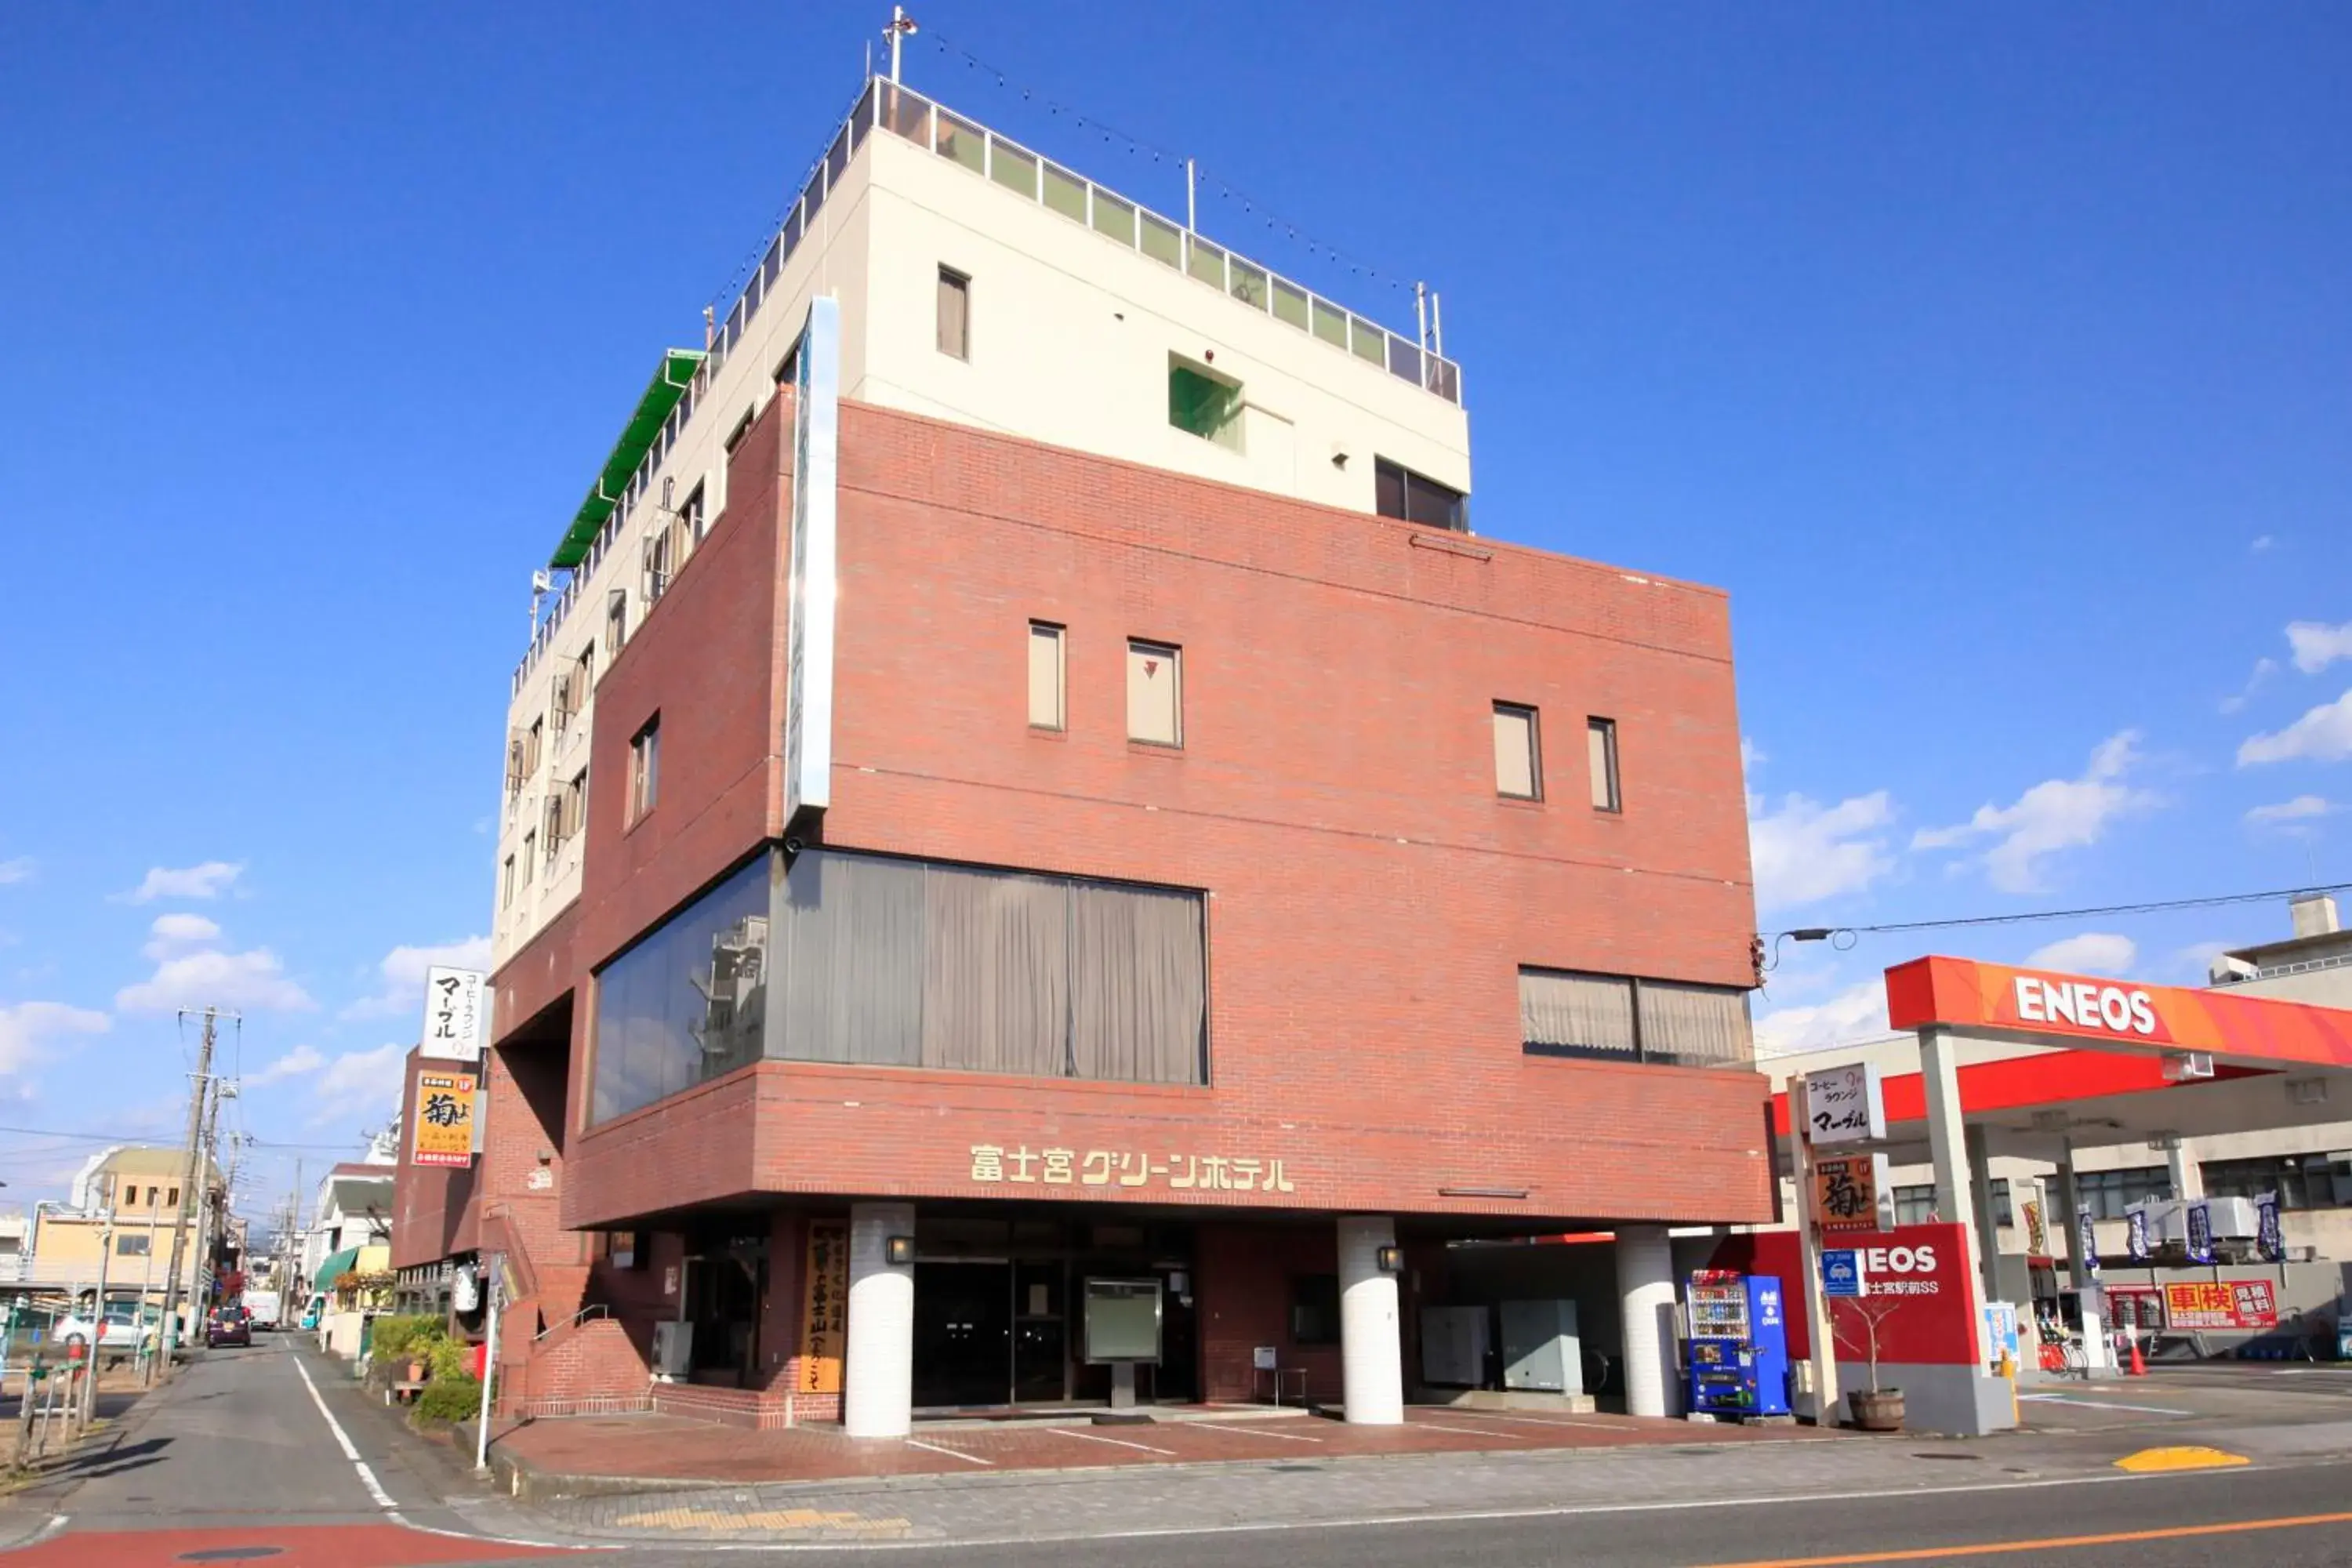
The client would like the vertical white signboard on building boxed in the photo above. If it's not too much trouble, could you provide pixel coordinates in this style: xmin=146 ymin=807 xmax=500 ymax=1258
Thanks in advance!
xmin=1800 ymin=1062 xmax=1886 ymax=1146
xmin=421 ymin=967 xmax=487 ymax=1062
xmin=784 ymin=294 xmax=842 ymax=821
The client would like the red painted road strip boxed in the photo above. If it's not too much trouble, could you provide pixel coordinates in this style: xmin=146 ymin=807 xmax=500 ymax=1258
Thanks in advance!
xmin=4 ymin=1522 xmax=583 ymax=1566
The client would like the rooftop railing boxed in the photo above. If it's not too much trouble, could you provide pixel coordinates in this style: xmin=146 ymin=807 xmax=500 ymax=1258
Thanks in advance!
xmin=514 ymin=74 xmax=1459 ymax=689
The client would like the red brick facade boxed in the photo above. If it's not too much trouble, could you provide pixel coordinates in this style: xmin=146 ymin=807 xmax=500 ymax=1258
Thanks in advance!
xmin=437 ymin=391 xmax=1766 ymax=1415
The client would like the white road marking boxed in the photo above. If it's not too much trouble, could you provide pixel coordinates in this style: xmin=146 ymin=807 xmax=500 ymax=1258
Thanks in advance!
xmin=292 ymin=1351 xmax=398 ymax=1509
xmin=2018 ymin=1395 xmax=2192 ymax=1415
xmin=1045 ymin=1425 xmax=1178 ymax=1455
xmin=905 ymin=1437 xmax=993 ymax=1465
xmin=1420 ymin=1411 xmax=1627 ymax=1431
xmin=627 ymin=1461 xmax=2255 ymax=1554
xmin=1410 ymin=1421 xmax=1522 ymax=1437
xmin=1186 ymin=1421 xmax=1327 ymax=1443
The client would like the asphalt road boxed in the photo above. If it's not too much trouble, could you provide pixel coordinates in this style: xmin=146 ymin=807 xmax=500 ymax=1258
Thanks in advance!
xmin=5 ymin=1340 xmax=2350 ymax=1566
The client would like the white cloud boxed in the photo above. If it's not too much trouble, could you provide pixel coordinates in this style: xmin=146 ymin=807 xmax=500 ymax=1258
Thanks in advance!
xmin=2024 ymin=932 xmax=2138 ymax=976
xmin=307 ymin=1043 xmax=408 ymax=1127
xmin=2252 ymin=535 xmax=2275 ymax=554
xmin=0 ymin=1000 xmax=111 ymax=1080
xmin=2287 ymin=621 xmax=2352 ymax=675
xmin=1911 ymin=731 xmax=2158 ymax=894
xmin=141 ymin=913 xmax=223 ymax=960
xmin=1755 ymin=980 xmax=1891 ymax=1058
xmin=2246 ymin=795 xmax=2336 ymax=828
xmin=0 ymin=858 xmax=33 ymax=885
xmin=341 ymin=935 xmax=493 ymax=1021
xmin=116 ymin=946 xmax=315 ymax=1014
xmin=118 ymin=861 xmax=245 ymax=904
xmin=2238 ymin=691 xmax=2352 ymax=767
xmin=1748 ymin=791 xmax=1896 ymax=912
xmin=247 ymin=1043 xmax=326 ymax=1086
xmin=2220 ymin=657 xmax=2279 ymax=715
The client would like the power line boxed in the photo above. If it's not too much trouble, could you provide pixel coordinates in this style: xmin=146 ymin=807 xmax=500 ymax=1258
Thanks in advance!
xmin=0 ymin=1123 xmax=365 ymax=1152
xmin=1763 ymin=880 xmax=2350 ymax=967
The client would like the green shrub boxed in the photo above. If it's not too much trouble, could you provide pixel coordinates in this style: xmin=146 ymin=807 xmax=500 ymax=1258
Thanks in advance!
xmin=425 ymin=1336 xmax=477 ymax=1383
xmin=416 ymin=1374 xmax=483 ymax=1424
xmin=368 ymin=1313 xmax=448 ymax=1366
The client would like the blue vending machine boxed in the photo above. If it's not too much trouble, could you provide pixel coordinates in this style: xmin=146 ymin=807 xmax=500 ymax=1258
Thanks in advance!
xmin=1685 ymin=1269 xmax=1791 ymax=1419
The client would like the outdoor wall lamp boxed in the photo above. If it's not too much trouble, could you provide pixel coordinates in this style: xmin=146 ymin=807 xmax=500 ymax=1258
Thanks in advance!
xmin=1375 ymin=1245 xmax=1402 ymax=1274
xmin=885 ymin=1236 xmax=915 ymax=1266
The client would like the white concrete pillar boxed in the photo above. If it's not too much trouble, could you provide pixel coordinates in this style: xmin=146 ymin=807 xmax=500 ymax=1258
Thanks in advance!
xmin=843 ymin=1202 xmax=914 ymax=1438
xmin=1616 ymin=1224 xmax=1680 ymax=1418
xmin=2054 ymin=1147 xmax=2111 ymax=1373
xmin=1965 ymin=1126 xmax=2005 ymax=1311
xmin=1336 ymin=1215 xmax=1403 ymax=1425
xmin=2165 ymin=1140 xmax=2202 ymax=1203
xmin=1920 ymin=1028 xmax=1985 ymax=1311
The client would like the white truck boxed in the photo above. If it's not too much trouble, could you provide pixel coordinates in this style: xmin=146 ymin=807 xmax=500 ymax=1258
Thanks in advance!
xmin=241 ymin=1289 xmax=283 ymax=1331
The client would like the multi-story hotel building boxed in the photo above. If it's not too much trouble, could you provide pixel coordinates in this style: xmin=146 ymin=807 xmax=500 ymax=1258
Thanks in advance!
xmin=396 ymin=73 xmax=1766 ymax=1434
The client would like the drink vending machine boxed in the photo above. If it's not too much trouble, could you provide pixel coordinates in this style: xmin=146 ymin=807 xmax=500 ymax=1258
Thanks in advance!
xmin=1684 ymin=1269 xmax=1791 ymax=1418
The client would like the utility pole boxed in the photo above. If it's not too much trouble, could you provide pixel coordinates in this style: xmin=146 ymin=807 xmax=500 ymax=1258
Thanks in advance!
xmin=83 ymin=1173 xmax=117 ymax=1424
xmin=191 ymin=1078 xmax=230 ymax=1330
xmin=157 ymin=1008 xmax=219 ymax=1381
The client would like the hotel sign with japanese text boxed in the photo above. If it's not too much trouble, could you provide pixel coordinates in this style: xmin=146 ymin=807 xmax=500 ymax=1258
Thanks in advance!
xmin=410 ymin=1068 xmax=478 ymax=1168
xmin=971 ymin=1145 xmax=1296 ymax=1195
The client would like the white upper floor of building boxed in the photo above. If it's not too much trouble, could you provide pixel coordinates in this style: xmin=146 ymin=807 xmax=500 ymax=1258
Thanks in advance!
xmin=491 ymin=74 xmax=1475 ymax=967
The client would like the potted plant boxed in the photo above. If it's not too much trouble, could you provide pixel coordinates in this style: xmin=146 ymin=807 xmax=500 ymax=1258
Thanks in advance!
xmin=1831 ymin=1296 xmax=1907 ymax=1432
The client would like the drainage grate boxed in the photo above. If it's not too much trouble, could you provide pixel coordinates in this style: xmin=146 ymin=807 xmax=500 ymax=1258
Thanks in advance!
xmin=177 ymin=1551 xmax=287 ymax=1563
xmin=1911 ymin=1452 xmax=1982 ymax=1461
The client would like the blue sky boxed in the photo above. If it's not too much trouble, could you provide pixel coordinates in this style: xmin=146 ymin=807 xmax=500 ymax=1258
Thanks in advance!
xmin=2 ymin=4 xmax=2349 ymax=1211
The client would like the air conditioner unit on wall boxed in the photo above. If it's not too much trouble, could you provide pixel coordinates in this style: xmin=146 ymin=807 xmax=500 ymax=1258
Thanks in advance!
xmin=652 ymin=1320 xmax=693 ymax=1381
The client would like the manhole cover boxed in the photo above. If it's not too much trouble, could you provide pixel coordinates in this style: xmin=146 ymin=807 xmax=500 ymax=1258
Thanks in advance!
xmin=177 ymin=1550 xmax=287 ymax=1563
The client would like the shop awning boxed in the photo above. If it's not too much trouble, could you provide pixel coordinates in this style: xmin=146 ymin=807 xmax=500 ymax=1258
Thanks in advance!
xmin=547 ymin=348 xmax=708 ymax=570
xmin=313 ymin=1246 xmax=360 ymax=1292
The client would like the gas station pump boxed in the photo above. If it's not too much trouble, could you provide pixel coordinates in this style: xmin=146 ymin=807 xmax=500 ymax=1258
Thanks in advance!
xmin=1685 ymin=1269 xmax=1792 ymax=1418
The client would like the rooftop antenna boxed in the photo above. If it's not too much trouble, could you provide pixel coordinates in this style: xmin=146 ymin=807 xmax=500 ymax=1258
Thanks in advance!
xmin=1185 ymin=158 xmax=1197 ymax=235
xmin=530 ymin=569 xmax=552 ymax=637
xmin=886 ymin=6 xmax=918 ymax=85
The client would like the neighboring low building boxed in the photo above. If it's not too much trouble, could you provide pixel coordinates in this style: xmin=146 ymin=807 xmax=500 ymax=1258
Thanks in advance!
xmin=301 ymin=1162 xmax=396 ymax=1305
xmin=13 ymin=1147 xmax=222 ymax=1312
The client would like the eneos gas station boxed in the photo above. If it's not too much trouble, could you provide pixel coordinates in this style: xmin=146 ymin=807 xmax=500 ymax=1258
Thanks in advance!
xmin=1751 ymin=954 xmax=2352 ymax=1436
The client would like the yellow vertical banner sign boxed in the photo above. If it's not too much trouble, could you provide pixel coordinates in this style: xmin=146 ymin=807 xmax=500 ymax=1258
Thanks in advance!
xmin=411 ymin=1069 xmax=479 ymax=1168
xmin=798 ymin=1221 xmax=849 ymax=1393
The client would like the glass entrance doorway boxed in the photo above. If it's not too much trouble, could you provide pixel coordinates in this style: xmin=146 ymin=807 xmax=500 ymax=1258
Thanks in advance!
xmin=908 ymin=1215 xmax=1196 ymax=1410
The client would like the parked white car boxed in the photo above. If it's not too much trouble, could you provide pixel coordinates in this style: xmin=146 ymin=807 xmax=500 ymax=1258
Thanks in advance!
xmin=51 ymin=1302 xmax=160 ymax=1354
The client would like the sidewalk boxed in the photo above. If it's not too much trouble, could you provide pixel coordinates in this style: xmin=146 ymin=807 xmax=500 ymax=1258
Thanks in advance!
xmin=489 ymin=1403 xmax=1844 ymax=1501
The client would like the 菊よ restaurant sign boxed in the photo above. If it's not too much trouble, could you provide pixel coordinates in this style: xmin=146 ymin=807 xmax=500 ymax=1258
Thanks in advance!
xmin=1885 ymin=956 xmax=2352 ymax=1069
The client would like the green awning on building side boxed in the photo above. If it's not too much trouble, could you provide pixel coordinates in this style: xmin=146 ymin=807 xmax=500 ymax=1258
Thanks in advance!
xmin=547 ymin=347 xmax=709 ymax=570
xmin=313 ymin=1246 xmax=361 ymax=1293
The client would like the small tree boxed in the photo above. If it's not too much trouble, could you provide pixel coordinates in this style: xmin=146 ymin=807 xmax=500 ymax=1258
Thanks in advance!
xmin=1829 ymin=1295 xmax=1909 ymax=1392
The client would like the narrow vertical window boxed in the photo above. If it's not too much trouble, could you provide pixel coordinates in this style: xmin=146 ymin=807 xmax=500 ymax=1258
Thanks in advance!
xmin=1028 ymin=621 xmax=1065 ymax=730
xmin=630 ymin=716 xmax=661 ymax=822
xmin=502 ymin=855 xmax=516 ymax=909
xmin=1126 ymin=640 xmax=1181 ymax=746
xmin=1588 ymin=717 xmax=1621 ymax=812
xmin=521 ymin=832 xmax=536 ymax=887
xmin=604 ymin=588 xmax=629 ymax=658
xmin=938 ymin=266 xmax=971 ymax=360
xmin=1494 ymin=703 xmax=1541 ymax=800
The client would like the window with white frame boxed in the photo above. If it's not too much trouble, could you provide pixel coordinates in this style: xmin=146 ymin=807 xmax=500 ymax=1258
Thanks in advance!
xmin=1126 ymin=640 xmax=1181 ymax=746
xmin=1493 ymin=703 xmax=1541 ymax=800
xmin=1029 ymin=622 xmax=1065 ymax=730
